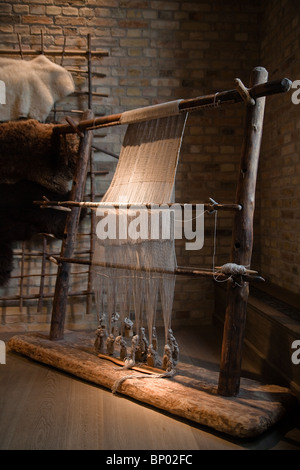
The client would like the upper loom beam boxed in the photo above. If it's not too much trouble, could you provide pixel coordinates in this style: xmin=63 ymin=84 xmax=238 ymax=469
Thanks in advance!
xmin=52 ymin=76 xmax=291 ymax=135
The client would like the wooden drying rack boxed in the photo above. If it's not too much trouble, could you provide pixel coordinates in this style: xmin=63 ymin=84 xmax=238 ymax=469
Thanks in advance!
xmin=37 ymin=67 xmax=291 ymax=397
xmin=0 ymin=33 xmax=110 ymax=314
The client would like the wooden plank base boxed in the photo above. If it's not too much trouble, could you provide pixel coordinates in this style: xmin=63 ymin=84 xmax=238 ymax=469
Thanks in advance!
xmin=7 ymin=331 xmax=296 ymax=439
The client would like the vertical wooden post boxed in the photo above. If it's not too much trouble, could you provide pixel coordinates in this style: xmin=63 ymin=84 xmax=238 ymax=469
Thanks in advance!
xmin=87 ymin=34 xmax=92 ymax=110
xmin=87 ymin=150 xmax=96 ymax=315
xmin=86 ymin=33 xmax=94 ymax=315
xmin=50 ymin=110 xmax=94 ymax=340
xmin=217 ymin=67 xmax=268 ymax=396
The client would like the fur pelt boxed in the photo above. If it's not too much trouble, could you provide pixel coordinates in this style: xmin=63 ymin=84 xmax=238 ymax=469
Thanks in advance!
xmin=0 ymin=119 xmax=79 ymax=193
xmin=0 ymin=55 xmax=75 ymax=122
xmin=0 ymin=242 xmax=13 ymax=287
xmin=0 ymin=181 xmax=86 ymax=286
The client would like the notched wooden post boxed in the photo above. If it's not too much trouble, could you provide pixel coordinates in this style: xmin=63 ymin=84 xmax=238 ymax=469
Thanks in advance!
xmin=50 ymin=110 xmax=94 ymax=340
xmin=217 ymin=67 xmax=268 ymax=397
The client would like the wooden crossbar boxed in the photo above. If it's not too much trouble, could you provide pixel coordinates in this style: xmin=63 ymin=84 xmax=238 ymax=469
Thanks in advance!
xmin=34 ymin=200 xmax=242 ymax=212
xmin=49 ymin=256 xmax=265 ymax=283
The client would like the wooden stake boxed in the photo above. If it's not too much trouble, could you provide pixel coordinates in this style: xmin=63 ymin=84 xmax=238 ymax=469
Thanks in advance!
xmin=217 ymin=67 xmax=268 ymax=397
xmin=65 ymin=116 xmax=84 ymax=138
xmin=234 ymin=78 xmax=255 ymax=106
xmin=87 ymin=33 xmax=92 ymax=110
xmin=17 ymin=33 xmax=23 ymax=59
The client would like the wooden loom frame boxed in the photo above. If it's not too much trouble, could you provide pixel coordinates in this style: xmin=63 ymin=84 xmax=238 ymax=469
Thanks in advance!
xmin=38 ymin=66 xmax=292 ymax=399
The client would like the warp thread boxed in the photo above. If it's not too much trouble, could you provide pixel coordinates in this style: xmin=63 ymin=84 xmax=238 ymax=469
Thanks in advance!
xmin=93 ymin=113 xmax=187 ymax=379
xmin=119 ymin=100 xmax=182 ymax=125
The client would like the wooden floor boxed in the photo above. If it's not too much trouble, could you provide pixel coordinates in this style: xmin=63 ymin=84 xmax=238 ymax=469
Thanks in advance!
xmin=0 ymin=325 xmax=300 ymax=450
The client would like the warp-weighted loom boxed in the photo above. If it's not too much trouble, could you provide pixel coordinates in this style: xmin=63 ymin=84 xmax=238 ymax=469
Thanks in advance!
xmin=8 ymin=66 xmax=297 ymax=438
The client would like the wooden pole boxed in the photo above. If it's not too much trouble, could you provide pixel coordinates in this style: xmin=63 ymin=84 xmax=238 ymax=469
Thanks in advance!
xmin=87 ymin=33 xmax=92 ymax=110
xmin=0 ymin=49 xmax=108 ymax=57
xmin=217 ymin=67 xmax=268 ymax=397
xmin=35 ymin=200 xmax=242 ymax=212
xmin=48 ymin=256 xmax=265 ymax=283
xmin=49 ymin=110 xmax=94 ymax=340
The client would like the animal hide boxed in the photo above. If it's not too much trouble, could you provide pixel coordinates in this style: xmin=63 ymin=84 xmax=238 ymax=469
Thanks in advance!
xmin=0 ymin=55 xmax=75 ymax=122
xmin=0 ymin=119 xmax=79 ymax=193
xmin=0 ymin=181 xmax=86 ymax=286
xmin=0 ymin=119 xmax=85 ymax=285
xmin=0 ymin=241 xmax=13 ymax=287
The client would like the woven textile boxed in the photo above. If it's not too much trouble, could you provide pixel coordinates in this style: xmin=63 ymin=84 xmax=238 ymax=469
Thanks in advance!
xmin=92 ymin=109 xmax=187 ymax=361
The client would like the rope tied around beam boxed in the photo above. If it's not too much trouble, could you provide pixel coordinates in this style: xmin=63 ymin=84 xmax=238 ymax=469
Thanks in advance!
xmin=219 ymin=263 xmax=247 ymax=276
xmin=213 ymin=263 xmax=257 ymax=288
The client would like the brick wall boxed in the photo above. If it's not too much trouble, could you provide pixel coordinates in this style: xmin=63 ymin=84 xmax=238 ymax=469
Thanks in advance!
xmin=259 ymin=0 xmax=300 ymax=294
xmin=0 ymin=0 xmax=277 ymax=333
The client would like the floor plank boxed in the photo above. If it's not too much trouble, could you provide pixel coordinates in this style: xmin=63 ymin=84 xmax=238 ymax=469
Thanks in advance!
xmin=0 ymin=325 xmax=300 ymax=450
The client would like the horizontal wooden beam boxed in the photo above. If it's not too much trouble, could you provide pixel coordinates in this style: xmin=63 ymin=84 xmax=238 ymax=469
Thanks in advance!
xmin=179 ymin=77 xmax=292 ymax=111
xmin=52 ymin=76 xmax=292 ymax=135
xmin=0 ymin=48 xmax=108 ymax=57
xmin=34 ymin=200 xmax=242 ymax=212
xmin=49 ymin=256 xmax=265 ymax=283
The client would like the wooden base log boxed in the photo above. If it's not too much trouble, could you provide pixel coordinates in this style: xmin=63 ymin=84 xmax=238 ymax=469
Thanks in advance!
xmin=7 ymin=331 xmax=297 ymax=440
xmin=218 ymin=67 xmax=269 ymax=397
